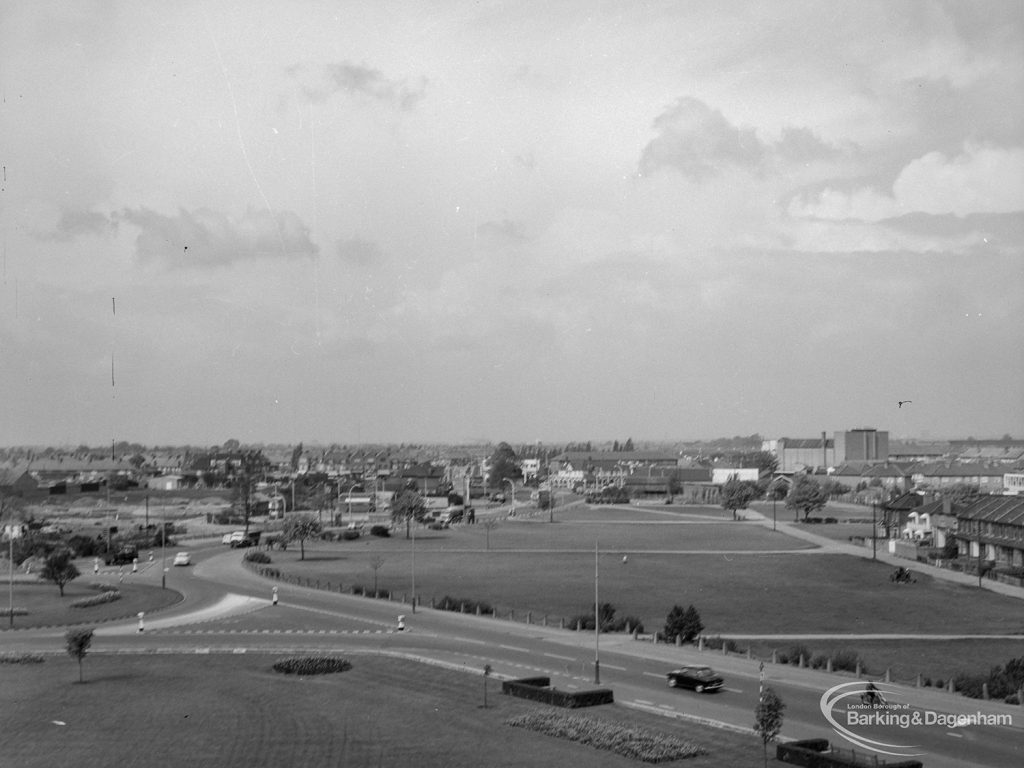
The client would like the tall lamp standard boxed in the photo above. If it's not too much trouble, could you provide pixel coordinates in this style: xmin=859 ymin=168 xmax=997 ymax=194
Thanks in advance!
xmin=7 ymin=531 xmax=13 ymax=628
xmin=594 ymin=538 xmax=600 ymax=684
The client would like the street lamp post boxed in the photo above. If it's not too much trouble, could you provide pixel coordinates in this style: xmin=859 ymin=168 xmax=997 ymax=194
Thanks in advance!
xmin=411 ymin=512 xmax=416 ymax=613
xmin=594 ymin=538 xmax=600 ymax=684
xmin=7 ymin=532 xmax=13 ymax=628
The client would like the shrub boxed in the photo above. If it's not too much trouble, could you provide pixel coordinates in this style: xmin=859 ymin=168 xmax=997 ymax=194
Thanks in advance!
xmin=350 ymin=584 xmax=366 ymax=595
xmin=830 ymin=649 xmax=862 ymax=673
xmin=786 ymin=644 xmax=811 ymax=666
xmin=0 ymin=652 xmax=45 ymax=664
xmin=435 ymin=595 xmax=494 ymax=615
xmin=244 ymin=550 xmax=271 ymax=564
xmin=262 ymin=567 xmax=281 ymax=579
xmin=370 ymin=525 xmax=390 ymax=537
xmin=723 ymin=639 xmax=741 ymax=654
xmin=506 ymin=711 xmax=706 ymax=762
xmin=663 ymin=604 xmax=703 ymax=644
xmin=70 ymin=590 xmax=122 ymax=608
xmin=702 ymin=635 xmax=724 ymax=650
xmin=811 ymin=654 xmax=829 ymax=669
xmin=342 ymin=530 xmax=360 ymax=540
xmin=272 ymin=656 xmax=353 ymax=675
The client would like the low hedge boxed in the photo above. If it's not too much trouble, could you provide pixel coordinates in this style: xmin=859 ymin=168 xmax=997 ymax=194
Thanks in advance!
xmin=435 ymin=595 xmax=494 ymax=616
xmin=0 ymin=652 xmax=45 ymax=664
xmin=0 ymin=607 xmax=28 ymax=617
xmin=506 ymin=711 xmax=706 ymax=763
xmin=272 ymin=656 xmax=353 ymax=675
xmin=70 ymin=590 xmax=122 ymax=608
xmin=244 ymin=551 xmax=272 ymax=564
xmin=501 ymin=677 xmax=614 ymax=708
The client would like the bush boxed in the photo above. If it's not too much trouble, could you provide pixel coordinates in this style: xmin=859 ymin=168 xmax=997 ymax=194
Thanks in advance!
xmin=435 ymin=595 xmax=494 ymax=615
xmin=68 ymin=534 xmax=101 ymax=558
xmin=786 ymin=644 xmax=811 ymax=666
xmin=370 ymin=525 xmax=390 ymax=537
xmin=663 ymin=604 xmax=703 ymax=643
xmin=342 ymin=530 xmax=360 ymax=540
xmin=0 ymin=652 xmax=45 ymax=664
xmin=830 ymin=648 xmax=862 ymax=673
xmin=272 ymin=656 xmax=353 ymax=675
xmin=244 ymin=550 xmax=271 ymax=564
xmin=70 ymin=590 xmax=122 ymax=608
xmin=702 ymin=635 xmax=724 ymax=650
xmin=811 ymin=653 xmax=830 ymax=670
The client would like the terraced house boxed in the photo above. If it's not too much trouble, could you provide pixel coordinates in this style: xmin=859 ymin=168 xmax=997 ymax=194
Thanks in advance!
xmin=954 ymin=495 xmax=1024 ymax=574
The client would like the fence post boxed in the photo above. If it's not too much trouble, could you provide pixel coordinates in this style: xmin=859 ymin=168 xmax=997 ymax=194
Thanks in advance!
xmin=698 ymin=636 xmax=704 ymax=651
xmin=526 ymin=611 xmax=531 ymax=624
xmin=675 ymin=635 xmax=681 ymax=647
xmin=885 ymin=668 xmax=891 ymax=683
xmin=772 ymin=650 xmax=777 ymax=664
xmin=827 ymin=658 xmax=833 ymax=673
xmin=916 ymin=674 xmax=922 ymax=687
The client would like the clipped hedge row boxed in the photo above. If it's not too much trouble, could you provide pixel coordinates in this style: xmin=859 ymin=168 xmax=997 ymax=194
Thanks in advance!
xmin=0 ymin=652 xmax=43 ymax=664
xmin=272 ymin=656 xmax=353 ymax=675
xmin=70 ymin=589 xmax=122 ymax=608
xmin=506 ymin=711 xmax=707 ymax=763
xmin=501 ymin=677 xmax=613 ymax=708
xmin=0 ymin=607 xmax=28 ymax=617
xmin=244 ymin=550 xmax=272 ymax=564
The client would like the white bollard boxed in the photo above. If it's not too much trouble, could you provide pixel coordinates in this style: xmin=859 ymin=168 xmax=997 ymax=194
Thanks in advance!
xmin=397 ymin=615 xmax=406 ymax=631
xmin=272 ymin=586 xmax=279 ymax=606
xmin=137 ymin=612 xmax=145 ymax=633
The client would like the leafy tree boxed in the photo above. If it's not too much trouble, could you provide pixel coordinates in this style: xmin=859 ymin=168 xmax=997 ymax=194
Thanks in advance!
xmin=785 ymin=476 xmax=828 ymax=521
xmin=41 ymin=549 xmax=80 ymax=596
xmin=664 ymin=604 xmax=704 ymax=643
xmin=65 ymin=627 xmax=94 ymax=683
xmin=290 ymin=443 xmax=304 ymax=472
xmin=487 ymin=442 xmax=521 ymax=489
xmin=720 ymin=476 xmax=760 ymax=520
xmin=283 ymin=513 xmax=322 ymax=561
xmin=481 ymin=517 xmax=499 ymax=550
xmin=391 ymin=486 xmax=426 ymax=539
xmin=754 ymin=687 xmax=786 ymax=768
xmin=231 ymin=450 xmax=268 ymax=533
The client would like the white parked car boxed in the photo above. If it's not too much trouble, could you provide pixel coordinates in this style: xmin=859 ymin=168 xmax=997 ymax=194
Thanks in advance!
xmin=172 ymin=552 xmax=191 ymax=567
xmin=222 ymin=531 xmax=245 ymax=545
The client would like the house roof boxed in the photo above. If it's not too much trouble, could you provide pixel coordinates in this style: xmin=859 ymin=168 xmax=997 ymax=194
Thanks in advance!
xmin=779 ymin=438 xmax=833 ymax=450
xmin=957 ymin=496 xmax=1024 ymax=527
xmin=914 ymin=461 xmax=1006 ymax=478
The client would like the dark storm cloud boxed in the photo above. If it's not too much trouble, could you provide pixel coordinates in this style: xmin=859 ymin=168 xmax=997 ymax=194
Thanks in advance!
xmin=638 ymin=97 xmax=839 ymax=180
xmin=113 ymin=206 xmax=318 ymax=267
xmin=290 ymin=61 xmax=427 ymax=110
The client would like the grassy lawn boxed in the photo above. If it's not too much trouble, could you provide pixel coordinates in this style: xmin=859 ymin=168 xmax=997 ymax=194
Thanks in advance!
xmin=0 ymin=653 xmax=769 ymax=768
xmin=0 ymin=580 xmax=182 ymax=629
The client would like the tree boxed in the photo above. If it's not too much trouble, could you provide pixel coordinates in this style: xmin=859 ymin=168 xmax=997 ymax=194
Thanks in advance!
xmin=785 ymin=476 xmax=828 ymax=521
xmin=664 ymin=604 xmax=704 ymax=643
xmin=41 ymin=549 xmax=80 ymax=596
xmin=231 ymin=450 xmax=268 ymax=533
xmin=391 ymin=486 xmax=426 ymax=539
xmin=481 ymin=517 xmax=499 ymax=550
xmin=283 ymin=513 xmax=322 ymax=561
xmin=754 ymin=687 xmax=786 ymax=768
xmin=65 ymin=627 xmax=94 ymax=683
xmin=290 ymin=443 xmax=304 ymax=472
xmin=720 ymin=476 xmax=760 ymax=520
xmin=487 ymin=442 xmax=521 ymax=489
xmin=369 ymin=555 xmax=384 ymax=596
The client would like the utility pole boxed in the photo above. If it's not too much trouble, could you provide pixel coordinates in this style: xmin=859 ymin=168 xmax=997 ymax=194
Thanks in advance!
xmin=594 ymin=538 xmax=600 ymax=685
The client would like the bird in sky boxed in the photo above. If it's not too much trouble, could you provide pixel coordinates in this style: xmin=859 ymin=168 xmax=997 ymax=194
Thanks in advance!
xmin=898 ymin=400 xmax=912 ymax=408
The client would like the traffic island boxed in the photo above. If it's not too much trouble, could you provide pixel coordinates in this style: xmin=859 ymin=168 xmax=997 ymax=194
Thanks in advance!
xmin=501 ymin=676 xmax=613 ymax=708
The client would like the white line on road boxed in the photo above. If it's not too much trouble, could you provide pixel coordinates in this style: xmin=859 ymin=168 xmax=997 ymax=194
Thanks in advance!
xmin=634 ymin=699 xmax=655 ymax=706
xmin=499 ymin=644 xmax=530 ymax=653
xmin=642 ymin=672 xmax=665 ymax=680
xmin=946 ymin=732 xmax=964 ymax=738
xmin=724 ymin=687 xmax=743 ymax=694
xmin=602 ymin=663 xmax=626 ymax=672
xmin=543 ymin=653 xmax=576 ymax=661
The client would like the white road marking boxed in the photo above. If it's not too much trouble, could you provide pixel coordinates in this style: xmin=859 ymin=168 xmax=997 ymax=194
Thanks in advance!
xmin=499 ymin=644 xmax=529 ymax=653
xmin=544 ymin=653 xmax=575 ymax=661
xmin=724 ymin=687 xmax=743 ymax=693
xmin=946 ymin=732 xmax=963 ymax=738
xmin=643 ymin=671 xmax=666 ymax=679
xmin=602 ymin=663 xmax=626 ymax=672
xmin=634 ymin=699 xmax=655 ymax=706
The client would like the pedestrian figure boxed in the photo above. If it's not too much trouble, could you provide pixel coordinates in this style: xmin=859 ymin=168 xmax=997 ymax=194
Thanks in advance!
xmin=272 ymin=586 xmax=279 ymax=606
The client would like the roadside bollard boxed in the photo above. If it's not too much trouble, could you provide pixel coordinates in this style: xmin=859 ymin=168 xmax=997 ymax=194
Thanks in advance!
xmin=132 ymin=558 xmax=138 ymax=573
xmin=272 ymin=586 xmax=279 ymax=606
xmin=137 ymin=612 xmax=144 ymax=633
xmin=397 ymin=615 xmax=406 ymax=631
xmin=118 ymin=568 xmax=124 ymax=584
xmin=93 ymin=558 xmax=99 ymax=575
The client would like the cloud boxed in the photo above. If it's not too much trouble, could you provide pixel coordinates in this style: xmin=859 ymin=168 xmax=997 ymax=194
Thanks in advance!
xmin=336 ymin=237 xmax=383 ymax=265
xmin=638 ymin=97 xmax=838 ymax=181
xmin=789 ymin=143 xmax=1024 ymax=221
xmin=39 ymin=208 xmax=116 ymax=241
xmin=477 ymin=219 xmax=528 ymax=244
xmin=289 ymin=61 xmax=427 ymax=109
xmin=113 ymin=206 xmax=318 ymax=267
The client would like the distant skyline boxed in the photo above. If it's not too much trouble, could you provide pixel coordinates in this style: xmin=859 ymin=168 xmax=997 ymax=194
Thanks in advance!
xmin=2 ymin=2 xmax=1022 ymax=447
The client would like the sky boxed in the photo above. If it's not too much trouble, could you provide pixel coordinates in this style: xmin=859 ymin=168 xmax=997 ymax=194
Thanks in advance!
xmin=1 ymin=1 xmax=1022 ymax=447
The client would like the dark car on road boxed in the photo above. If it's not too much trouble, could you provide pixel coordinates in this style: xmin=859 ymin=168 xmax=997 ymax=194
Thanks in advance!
xmin=666 ymin=666 xmax=724 ymax=693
